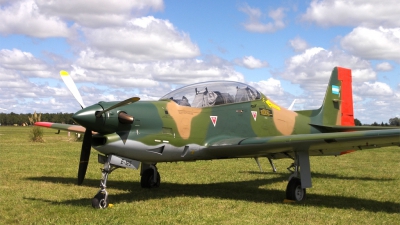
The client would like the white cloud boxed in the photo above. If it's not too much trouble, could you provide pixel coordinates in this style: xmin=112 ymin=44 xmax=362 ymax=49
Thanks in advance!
xmin=248 ymin=78 xmax=298 ymax=109
xmin=239 ymin=4 xmax=286 ymax=33
xmin=376 ymin=62 xmax=393 ymax=71
xmin=0 ymin=68 xmax=31 ymax=89
xmin=36 ymin=0 xmax=164 ymax=28
xmin=150 ymin=58 xmax=244 ymax=83
xmin=0 ymin=0 xmax=14 ymax=5
xmin=275 ymin=47 xmax=377 ymax=109
xmin=0 ymin=0 xmax=70 ymax=38
xmin=0 ymin=48 xmax=89 ymax=113
xmin=71 ymin=49 xmax=244 ymax=90
xmin=70 ymin=50 xmax=158 ymax=88
xmin=302 ymin=0 xmax=400 ymax=28
xmin=0 ymin=66 xmax=75 ymax=113
xmin=249 ymin=78 xmax=284 ymax=96
xmin=353 ymin=82 xmax=393 ymax=97
xmin=82 ymin=16 xmax=200 ymax=62
xmin=289 ymin=37 xmax=309 ymax=52
xmin=281 ymin=47 xmax=375 ymax=87
xmin=341 ymin=27 xmax=400 ymax=62
xmin=354 ymin=94 xmax=400 ymax=124
xmin=235 ymin=56 xmax=268 ymax=69
xmin=0 ymin=48 xmax=53 ymax=77
xmin=0 ymin=49 xmax=44 ymax=70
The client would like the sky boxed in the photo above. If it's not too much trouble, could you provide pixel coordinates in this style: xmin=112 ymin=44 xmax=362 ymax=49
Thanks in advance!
xmin=0 ymin=0 xmax=399 ymax=124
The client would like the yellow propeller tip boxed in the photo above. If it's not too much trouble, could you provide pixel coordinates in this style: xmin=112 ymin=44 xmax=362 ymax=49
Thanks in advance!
xmin=60 ymin=70 xmax=69 ymax=76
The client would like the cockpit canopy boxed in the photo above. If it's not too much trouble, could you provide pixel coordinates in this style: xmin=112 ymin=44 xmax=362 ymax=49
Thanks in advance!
xmin=160 ymin=81 xmax=262 ymax=108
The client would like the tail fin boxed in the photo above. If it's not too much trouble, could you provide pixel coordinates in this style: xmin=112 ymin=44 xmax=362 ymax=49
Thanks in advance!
xmin=314 ymin=67 xmax=355 ymax=126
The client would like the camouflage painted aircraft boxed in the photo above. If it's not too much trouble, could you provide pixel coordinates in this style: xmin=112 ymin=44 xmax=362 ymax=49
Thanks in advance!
xmin=35 ymin=67 xmax=400 ymax=209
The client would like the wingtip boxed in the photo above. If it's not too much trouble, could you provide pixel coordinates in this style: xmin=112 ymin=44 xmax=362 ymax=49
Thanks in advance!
xmin=60 ymin=70 xmax=69 ymax=76
xmin=34 ymin=122 xmax=53 ymax=127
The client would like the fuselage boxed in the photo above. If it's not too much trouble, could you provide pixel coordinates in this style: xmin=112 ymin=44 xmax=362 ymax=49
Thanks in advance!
xmin=74 ymin=100 xmax=320 ymax=163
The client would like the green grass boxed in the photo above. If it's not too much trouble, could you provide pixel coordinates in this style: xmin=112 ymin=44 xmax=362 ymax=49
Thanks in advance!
xmin=0 ymin=126 xmax=399 ymax=224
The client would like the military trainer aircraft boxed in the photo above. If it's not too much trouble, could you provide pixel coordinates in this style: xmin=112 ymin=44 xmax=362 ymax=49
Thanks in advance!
xmin=35 ymin=67 xmax=400 ymax=209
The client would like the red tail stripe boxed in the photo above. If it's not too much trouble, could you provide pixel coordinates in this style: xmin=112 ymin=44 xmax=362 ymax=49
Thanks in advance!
xmin=337 ymin=67 xmax=354 ymax=126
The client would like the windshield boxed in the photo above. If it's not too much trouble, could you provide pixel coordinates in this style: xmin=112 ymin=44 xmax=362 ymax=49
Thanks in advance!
xmin=160 ymin=81 xmax=261 ymax=108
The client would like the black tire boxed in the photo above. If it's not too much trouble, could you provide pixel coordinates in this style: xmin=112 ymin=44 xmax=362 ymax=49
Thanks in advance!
xmin=91 ymin=192 xmax=109 ymax=209
xmin=286 ymin=178 xmax=306 ymax=201
xmin=140 ymin=169 xmax=160 ymax=188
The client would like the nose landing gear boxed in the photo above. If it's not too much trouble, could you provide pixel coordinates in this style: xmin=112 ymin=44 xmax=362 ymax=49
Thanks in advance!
xmin=91 ymin=159 xmax=117 ymax=209
xmin=91 ymin=154 xmax=140 ymax=209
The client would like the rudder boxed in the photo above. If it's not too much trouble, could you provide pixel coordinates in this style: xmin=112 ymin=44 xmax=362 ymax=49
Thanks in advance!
xmin=337 ymin=67 xmax=354 ymax=126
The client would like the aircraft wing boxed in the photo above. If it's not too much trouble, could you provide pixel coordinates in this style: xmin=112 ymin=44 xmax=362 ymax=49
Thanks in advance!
xmin=34 ymin=122 xmax=88 ymax=134
xmin=206 ymin=129 xmax=400 ymax=159
xmin=310 ymin=124 xmax=400 ymax=132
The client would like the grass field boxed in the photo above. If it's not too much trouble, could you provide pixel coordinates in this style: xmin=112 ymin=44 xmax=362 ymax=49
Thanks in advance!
xmin=0 ymin=126 xmax=399 ymax=224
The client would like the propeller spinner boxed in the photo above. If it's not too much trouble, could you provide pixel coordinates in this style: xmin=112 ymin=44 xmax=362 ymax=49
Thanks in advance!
xmin=60 ymin=70 xmax=139 ymax=185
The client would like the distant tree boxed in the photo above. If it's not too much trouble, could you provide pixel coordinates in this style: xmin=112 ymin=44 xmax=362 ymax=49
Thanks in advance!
xmin=389 ymin=117 xmax=400 ymax=126
xmin=354 ymin=118 xmax=362 ymax=126
xmin=41 ymin=113 xmax=51 ymax=123
xmin=0 ymin=113 xmax=5 ymax=125
xmin=0 ymin=112 xmax=74 ymax=125
xmin=372 ymin=122 xmax=379 ymax=126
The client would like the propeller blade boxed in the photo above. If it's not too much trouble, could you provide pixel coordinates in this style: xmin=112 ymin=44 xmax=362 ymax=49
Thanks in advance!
xmin=77 ymin=129 xmax=92 ymax=185
xmin=95 ymin=97 xmax=140 ymax=117
xmin=60 ymin=70 xmax=86 ymax=108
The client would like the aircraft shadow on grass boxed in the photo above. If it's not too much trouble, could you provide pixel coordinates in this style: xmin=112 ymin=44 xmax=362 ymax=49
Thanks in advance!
xmin=25 ymin=173 xmax=399 ymax=213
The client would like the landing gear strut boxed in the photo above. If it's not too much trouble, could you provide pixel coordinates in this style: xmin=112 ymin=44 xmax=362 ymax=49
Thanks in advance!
xmin=90 ymin=154 xmax=140 ymax=209
xmin=254 ymin=157 xmax=277 ymax=172
xmin=285 ymin=151 xmax=311 ymax=202
xmin=91 ymin=159 xmax=118 ymax=209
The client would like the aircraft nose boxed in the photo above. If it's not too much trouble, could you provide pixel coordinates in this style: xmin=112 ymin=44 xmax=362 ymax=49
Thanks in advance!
xmin=72 ymin=104 xmax=104 ymax=131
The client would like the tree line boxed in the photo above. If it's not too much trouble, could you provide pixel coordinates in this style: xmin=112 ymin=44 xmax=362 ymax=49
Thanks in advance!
xmin=354 ymin=117 xmax=399 ymax=126
xmin=0 ymin=112 xmax=74 ymax=126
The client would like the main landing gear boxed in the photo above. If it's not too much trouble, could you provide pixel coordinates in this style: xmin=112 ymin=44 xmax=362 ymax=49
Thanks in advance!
xmin=140 ymin=164 xmax=161 ymax=188
xmin=286 ymin=178 xmax=305 ymax=201
xmin=284 ymin=151 xmax=311 ymax=202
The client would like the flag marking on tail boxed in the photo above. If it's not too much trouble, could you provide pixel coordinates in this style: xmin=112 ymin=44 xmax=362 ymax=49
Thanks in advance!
xmin=331 ymin=85 xmax=340 ymax=95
